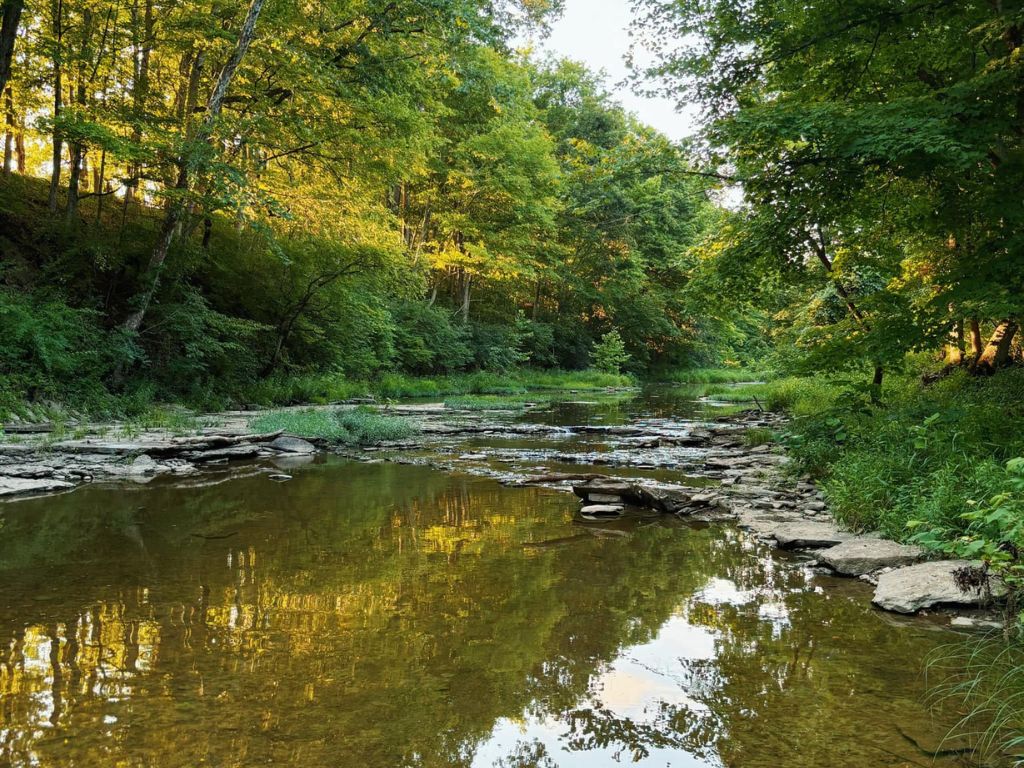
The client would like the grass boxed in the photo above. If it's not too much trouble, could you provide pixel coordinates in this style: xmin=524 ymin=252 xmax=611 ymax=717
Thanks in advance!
xmin=926 ymin=638 xmax=1024 ymax=766
xmin=241 ymin=368 xmax=634 ymax=406
xmin=743 ymin=427 xmax=775 ymax=447
xmin=248 ymin=406 xmax=417 ymax=445
xmin=652 ymin=367 xmax=766 ymax=385
xmin=747 ymin=368 xmax=1024 ymax=542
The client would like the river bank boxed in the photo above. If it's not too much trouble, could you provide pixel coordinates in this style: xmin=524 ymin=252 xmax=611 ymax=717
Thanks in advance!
xmin=0 ymin=388 xmax=1005 ymax=631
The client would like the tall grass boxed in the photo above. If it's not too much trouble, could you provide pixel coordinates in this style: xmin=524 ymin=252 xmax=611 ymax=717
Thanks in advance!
xmin=249 ymin=407 xmax=417 ymax=444
xmin=755 ymin=368 xmax=1024 ymax=540
xmin=926 ymin=638 xmax=1024 ymax=766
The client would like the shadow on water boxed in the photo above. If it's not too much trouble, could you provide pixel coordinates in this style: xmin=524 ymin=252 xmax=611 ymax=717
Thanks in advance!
xmin=0 ymin=457 xmax=969 ymax=767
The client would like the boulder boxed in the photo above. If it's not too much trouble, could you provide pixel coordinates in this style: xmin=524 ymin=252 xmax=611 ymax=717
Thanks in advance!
xmin=771 ymin=521 xmax=854 ymax=549
xmin=873 ymin=560 xmax=1005 ymax=614
xmin=819 ymin=537 xmax=924 ymax=576
xmin=269 ymin=436 xmax=317 ymax=454
xmin=129 ymin=454 xmax=159 ymax=476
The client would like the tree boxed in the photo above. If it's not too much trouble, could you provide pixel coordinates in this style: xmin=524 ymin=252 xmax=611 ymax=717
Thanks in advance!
xmin=631 ymin=0 xmax=1024 ymax=380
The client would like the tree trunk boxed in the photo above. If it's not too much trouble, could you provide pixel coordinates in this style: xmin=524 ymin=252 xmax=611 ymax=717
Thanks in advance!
xmin=125 ymin=0 xmax=154 ymax=206
xmin=66 ymin=7 xmax=96 ymax=223
xmin=94 ymin=148 xmax=107 ymax=224
xmin=808 ymin=227 xmax=883 ymax=398
xmin=461 ymin=272 xmax=471 ymax=324
xmin=2 ymin=86 xmax=11 ymax=175
xmin=974 ymin=320 xmax=1018 ymax=374
xmin=0 ymin=0 xmax=24 ymax=98
xmin=123 ymin=0 xmax=266 ymax=333
xmin=969 ymin=317 xmax=983 ymax=361
xmin=47 ymin=0 xmax=64 ymax=213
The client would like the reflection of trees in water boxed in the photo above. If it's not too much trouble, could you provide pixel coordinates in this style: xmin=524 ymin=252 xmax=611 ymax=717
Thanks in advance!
xmin=0 ymin=464 xmax=955 ymax=767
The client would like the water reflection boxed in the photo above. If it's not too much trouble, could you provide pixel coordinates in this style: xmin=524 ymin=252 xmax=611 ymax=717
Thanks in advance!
xmin=0 ymin=460 xmax=963 ymax=767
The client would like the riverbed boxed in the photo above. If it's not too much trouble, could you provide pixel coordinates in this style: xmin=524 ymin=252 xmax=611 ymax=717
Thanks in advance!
xmin=0 ymin=389 xmax=972 ymax=767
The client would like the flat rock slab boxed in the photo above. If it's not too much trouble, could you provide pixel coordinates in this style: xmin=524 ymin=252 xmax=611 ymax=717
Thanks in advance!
xmin=0 ymin=477 xmax=75 ymax=497
xmin=771 ymin=521 xmax=854 ymax=549
xmin=873 ymin=560 xmax=1004 ymax=614
xmin=819 ymin=537 xmax=924 ymax=576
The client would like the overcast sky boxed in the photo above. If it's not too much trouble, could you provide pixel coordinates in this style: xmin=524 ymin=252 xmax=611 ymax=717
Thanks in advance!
xmin=529 ymin=0 xmax=699 ymax=141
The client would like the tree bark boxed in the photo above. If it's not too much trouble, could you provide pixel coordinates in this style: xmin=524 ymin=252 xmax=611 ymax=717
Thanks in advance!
xmin=461 ymin=272 xmax=472 ymax=324
xmin=47 ymin=0 xmax=64 ymax=213
xmin=969 ymin=317 xmax=983 ymax=361
xmin=0 ymin=0 xmax=24 ymax=98
xmin=808 ymin=227 xmax=883 ymax=399
xmin=2 ymin=86 xmax=12 ymax=175
xmin=123 ymin=0 xmax=267 ymax=333
xmin=974 ymin=320 xmax=1018 ymax=374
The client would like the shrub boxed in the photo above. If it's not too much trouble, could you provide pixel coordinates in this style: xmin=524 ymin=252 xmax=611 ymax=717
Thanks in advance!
xmin=591 ymin=330 xmax=631 ymax=374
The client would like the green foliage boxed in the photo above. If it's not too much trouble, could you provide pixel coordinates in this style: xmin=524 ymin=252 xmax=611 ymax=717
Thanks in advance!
xmin=756 ymin=368 xmax=1024 ymax=544
xmin=249 ymin=407 xmax=416 ymax=445
xmin=911 ymin=458 xmax=1024 ymax=624
xmin=591 ymin=330 xmax=631 ymax=374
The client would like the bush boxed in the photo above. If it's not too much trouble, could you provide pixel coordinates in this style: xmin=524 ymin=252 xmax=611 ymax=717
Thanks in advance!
xmin=591 ymin=330 xmax=631 ymax=374
xmin=391 ymin=302 xmax=472 ymax=374
xmin=758 ymin=368 xmax=1024 ymax=545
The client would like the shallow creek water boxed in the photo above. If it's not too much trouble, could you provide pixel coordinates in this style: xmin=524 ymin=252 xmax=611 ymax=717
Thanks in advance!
xmin=0 ymin=392 xmax=971 ymax=767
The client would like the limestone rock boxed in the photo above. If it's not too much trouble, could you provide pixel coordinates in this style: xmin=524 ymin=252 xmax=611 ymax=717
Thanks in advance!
xmin=269 ymin=436 xmax=317 ymax=454
xmin=819 ymin=538 xmax=924 ymax=576
xmin=873 ymin=560 xmax=1005 ymax=614
xmin=587 ymin=492 xmax=624 ymax=504
xmin=771 ymin=521 xmax=854 ymax=549
xmin=129 ymin=454 xmax=159 ymax=476
xmin=0 ymin=477 xmax=75 ymax=497
xmin=578 ymin=504 xmax=624 ymax=521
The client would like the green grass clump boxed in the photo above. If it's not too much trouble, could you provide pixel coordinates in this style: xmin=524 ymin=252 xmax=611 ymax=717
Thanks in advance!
xmin=743 ymin=427 xmax=775 ymax=447
xmin=249 ymin=407 xmax=417 ymax=445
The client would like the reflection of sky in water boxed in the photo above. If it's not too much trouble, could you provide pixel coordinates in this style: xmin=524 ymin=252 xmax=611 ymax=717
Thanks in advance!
xmin=474 ymin=615 xmax=722 ymax=767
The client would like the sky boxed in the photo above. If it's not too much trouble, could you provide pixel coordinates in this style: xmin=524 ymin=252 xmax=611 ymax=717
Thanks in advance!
xmin=530 ymin=0 xmax=700 ymax=142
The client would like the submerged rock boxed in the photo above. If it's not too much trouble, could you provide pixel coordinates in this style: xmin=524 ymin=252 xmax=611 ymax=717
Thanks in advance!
xmin=872 ymin=560 xmax=1005 ymax=614
xmin=819 ymin=538 xmax=924 ymax=576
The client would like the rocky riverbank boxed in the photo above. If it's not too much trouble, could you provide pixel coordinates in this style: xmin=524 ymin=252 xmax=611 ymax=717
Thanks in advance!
xmin=0 ymin=398 xmax=1005 ymax=628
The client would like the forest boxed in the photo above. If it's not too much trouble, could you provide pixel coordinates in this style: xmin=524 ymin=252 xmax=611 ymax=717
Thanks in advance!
xmin=3 ymin=0 xmax=1024 ymax=762
xmin=0 ymin=0 xmax=743 ymax=416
